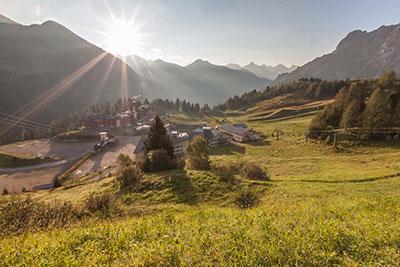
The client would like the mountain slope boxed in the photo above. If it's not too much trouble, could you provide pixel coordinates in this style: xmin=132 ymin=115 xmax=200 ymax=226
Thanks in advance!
xmin=0 ymin=18 xmax=161 ymax=127
xmin=274 ymin=23 xmax=400 ymax=85
xmin=124 ymin=57 xmax=271 ymax=104
xmin=0 ymin=15 xmax=19 ymax=25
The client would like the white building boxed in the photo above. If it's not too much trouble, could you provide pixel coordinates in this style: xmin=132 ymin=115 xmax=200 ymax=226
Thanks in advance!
xmin=170 ymin=131 xmax=190 ymax=155
xmin=219 ymin=123 xmax=260 ymax=142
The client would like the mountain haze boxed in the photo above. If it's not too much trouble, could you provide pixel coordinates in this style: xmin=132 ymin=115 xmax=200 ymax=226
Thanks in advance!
xmin=227 ymin=62 xmax=297 ymax=80
xmin=274 ymin=22 xmax=400 ymax=85
xmin=123 ymin=56 xmax=271 ymax=104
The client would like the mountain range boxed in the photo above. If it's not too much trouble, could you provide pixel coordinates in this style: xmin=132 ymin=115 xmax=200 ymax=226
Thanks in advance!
xmin=227 ymin=62 xmax=297 ymax=80
xmin=1 ymin=13 xmax=400 ymax=134
xmin=0 ymin=14 xmax=269 ymax=130
xmin=122 ymin=56 xmax=270 ymax=104
xmin=0 ymin=16 xmax=158 ymax=127
xmin=274 ymin=22 xmax=400 ymax=85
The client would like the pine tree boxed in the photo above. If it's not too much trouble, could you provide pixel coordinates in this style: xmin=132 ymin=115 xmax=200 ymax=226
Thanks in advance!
xmin=363 ymin=87 xmax=392 ymax=130
xmin=377 ymin=71 xmax=397 ymax=92
xmin=144 ymin=115 xmax=174 ymax=158
xmin=340 ymin=99 xmax=362 ymax=128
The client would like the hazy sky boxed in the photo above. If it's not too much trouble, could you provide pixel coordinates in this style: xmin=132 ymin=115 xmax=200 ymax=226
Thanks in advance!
xmin=1 ymin=0 xmax=400 ymax=67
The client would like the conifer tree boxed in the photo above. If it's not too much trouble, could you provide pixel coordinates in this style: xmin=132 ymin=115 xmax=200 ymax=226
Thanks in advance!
xmin=340 ymin=99 xmax=362 ymax=128
xmin=144 ymin=115 xmax=174 ymax=158
xmin=363 ymin=87 xmax=392 ymax=130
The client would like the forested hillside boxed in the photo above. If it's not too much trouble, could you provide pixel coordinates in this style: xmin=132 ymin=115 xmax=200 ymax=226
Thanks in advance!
xmin=310 ymin=71 xmax=400 ymax=132
xmin=216 ymin=78 xmax=350 ymax=111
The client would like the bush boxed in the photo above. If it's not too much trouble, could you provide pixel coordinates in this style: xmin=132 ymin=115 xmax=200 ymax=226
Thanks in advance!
xmin=234 ymin=187 xmax=260 ymax=209
xmin=185 ymin=136 xmax=210 ymax=171
xmin=212 ymin=161 xmax=269 ymax=181
xmin=2 ymin=188 xmax=8 ymax=195
xmin=0 ymin=196 xmax=78 ymax=236
xmin=84 ymin=193 xmax=115 ymax=213
xmin=138 ymin=149 xmax=178 ymax=173
xmin=116 ymin=165 xmax=143 ymax=189
xmin=240 ymin=163 xmax=269 ymax=181
xmin=116 ymin=153 xmax=133 ymax=168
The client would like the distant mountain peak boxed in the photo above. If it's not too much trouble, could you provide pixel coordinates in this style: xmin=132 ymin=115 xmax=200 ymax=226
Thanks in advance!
xmin=187 ymin=58 xmax=213 ymax=68
xmin=0 ymin=14 xmax=19 ymax=25
xmin=226 ymin=63 xmax=242 ymax=70
xmin=273 ymin=22 xmax=400 ymax=85
xmin=237 ymin=61 xmax=298 ymax=80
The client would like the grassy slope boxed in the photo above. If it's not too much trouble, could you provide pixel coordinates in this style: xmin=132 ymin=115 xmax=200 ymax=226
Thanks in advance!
xmin=3 ymin=99 xmax=400 ymax=265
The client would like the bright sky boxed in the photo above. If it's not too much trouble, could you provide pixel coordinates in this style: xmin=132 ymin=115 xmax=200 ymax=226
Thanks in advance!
xmin=1 ymin=0 xmax=399 ymax=67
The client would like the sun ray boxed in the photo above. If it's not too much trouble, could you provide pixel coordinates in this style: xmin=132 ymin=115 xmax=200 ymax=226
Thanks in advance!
xmin=0 ymin=51 xmax=108 ymax=138
xmin=120 ymin=58 xmax=129 ymax=101
xmin=92 ymin=55 xmax=117 ymax=104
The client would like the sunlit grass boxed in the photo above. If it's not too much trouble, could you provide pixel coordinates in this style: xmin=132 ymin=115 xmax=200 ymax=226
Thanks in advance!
xmin=4 ymin=106 xmax=400 ymax=265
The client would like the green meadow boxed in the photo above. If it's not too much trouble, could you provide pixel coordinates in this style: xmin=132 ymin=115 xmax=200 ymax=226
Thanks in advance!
xmin=2 ymin=109 xmax=400 ymax=266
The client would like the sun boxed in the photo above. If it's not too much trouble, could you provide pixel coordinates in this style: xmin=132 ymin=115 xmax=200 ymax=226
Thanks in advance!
xmin=104 ymin=18 xmax=145 ymax=56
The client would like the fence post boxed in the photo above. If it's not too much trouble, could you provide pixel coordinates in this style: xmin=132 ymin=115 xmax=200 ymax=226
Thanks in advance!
xmin=333 ymin=133 xmax=338 ymax=147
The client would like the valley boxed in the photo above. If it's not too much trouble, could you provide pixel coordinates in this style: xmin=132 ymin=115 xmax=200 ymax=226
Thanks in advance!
xmin=1 ymin=2 xmax=400 ymax=266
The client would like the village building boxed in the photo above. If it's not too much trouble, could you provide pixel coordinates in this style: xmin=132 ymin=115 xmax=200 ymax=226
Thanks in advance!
xmin=85 ymin=111 xmax=135 ymax=129
xmin=218 ymin=123 xmax=260 ymax=142
xmin=192 ymin=126 xmax=231 ymax=147
xmin=170 ymin=131 xmax=190 ymax=155
xmin=132 ymin=135 xmax=147 ymax=160
xmin=134 ymin=125 xmax=151 ymax=136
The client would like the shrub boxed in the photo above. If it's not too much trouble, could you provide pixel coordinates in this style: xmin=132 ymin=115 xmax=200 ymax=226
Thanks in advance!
xmin=185 ymin=136 xmax=210 ymax=170
xmin=116 ymin=153 xmax=133 ymax=168
xmin=2 ymin=188 xmax=8 ymax=195
xmin=212 ymin=161 xmax=269 ymax=181
xmin=234 ymin=187 xmax=260 ymax=209
xmin=176 ymin=157 xmax=186 ymax=169
xmin=116 ymin=165 xmax=143 ymax=189
xmin=138 ymin=149 xmax=177 ymax=173
xmin=240 ymin=163 xmax=269 ymax=181
xmin=84 ymin=193 xmax=115 ymax=213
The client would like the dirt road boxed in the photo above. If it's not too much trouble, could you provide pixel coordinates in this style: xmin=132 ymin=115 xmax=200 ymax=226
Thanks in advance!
xmin=0 ymin=136 xmax=143 ymax=192
xmin=71 ymin=136 xmax=142 ymax=179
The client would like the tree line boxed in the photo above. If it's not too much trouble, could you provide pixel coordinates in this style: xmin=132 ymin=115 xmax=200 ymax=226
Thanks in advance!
xmin=216 ymin=78 xmax=350 ymax=111
xmin=150 ymin=98 xmax=212 ymax=113
xmin=309 ymin=71 xmax=400 ymax=134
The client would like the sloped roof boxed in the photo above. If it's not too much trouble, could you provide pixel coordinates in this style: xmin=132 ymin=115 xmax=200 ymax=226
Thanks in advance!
xmin=133 ymin=135 xmax=147 ymax=154
xmin=170 ymin=134 xmax=190 ymax=145
xmin=233 ymin=123 xmax=248 ymax=129
xmin=220 ymin=124 xmax=250 ymax=135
